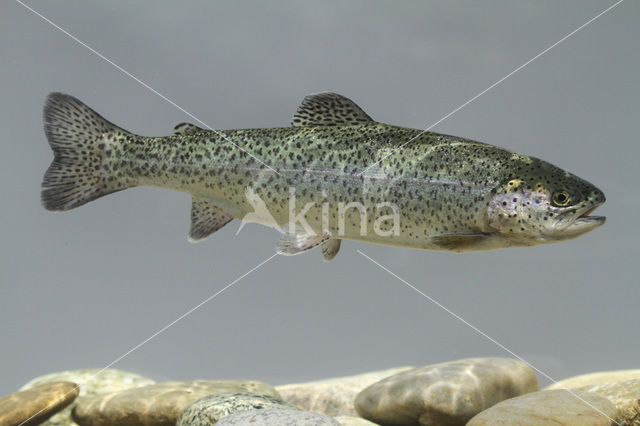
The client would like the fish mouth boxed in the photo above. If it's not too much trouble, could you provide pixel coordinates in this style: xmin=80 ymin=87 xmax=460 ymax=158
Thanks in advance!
xmin=573 ymin=204 xmax=606 ymax=225
xmin=560 ymin=202 xmax=606 ymax=238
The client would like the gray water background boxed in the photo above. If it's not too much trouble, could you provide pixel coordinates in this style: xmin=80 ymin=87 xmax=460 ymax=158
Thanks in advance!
xmin=0 ymin=1 xmax=638 ymax=395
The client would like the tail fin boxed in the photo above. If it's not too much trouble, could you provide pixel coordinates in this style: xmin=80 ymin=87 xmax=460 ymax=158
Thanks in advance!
xmin=41 ymin=93 xmax=133 ymax=211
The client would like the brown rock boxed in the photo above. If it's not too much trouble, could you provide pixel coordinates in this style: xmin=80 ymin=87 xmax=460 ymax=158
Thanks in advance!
xmin=0 ymin=381 xmax=79 ymax=426
xmin=467 ymin=389 xmax=618 ymax=425
xmin=276 ymin=367 xmax=413 ymax=416
xmin=577 ymin=379 xmax=640 ymax=426
xmin=72 ymin=380 xmax=279 ymax=426
xmin=547 ymin=370 xmax=640 ymax=391
xmin=354 ymin=357 xmax=539 ymax=425
xmin=20 ymin=368 xmax=155 ymax=426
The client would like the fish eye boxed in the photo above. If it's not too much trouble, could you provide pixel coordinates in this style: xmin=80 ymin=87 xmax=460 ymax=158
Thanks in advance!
xmin=552 ymin=191 xmax=571 ymax=206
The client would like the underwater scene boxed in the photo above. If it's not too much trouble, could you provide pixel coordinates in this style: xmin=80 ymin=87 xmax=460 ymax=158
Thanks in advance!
xmin=1 ymin=1 xmax=638 ymax=425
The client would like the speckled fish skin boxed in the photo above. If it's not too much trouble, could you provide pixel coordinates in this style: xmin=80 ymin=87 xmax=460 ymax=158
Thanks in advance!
xmin=41 ymin=92 xmax=605 ymax=257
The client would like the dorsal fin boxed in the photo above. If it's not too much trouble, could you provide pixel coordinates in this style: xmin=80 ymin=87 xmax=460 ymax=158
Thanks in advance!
xmin=291 ymin=92 xmax=374 ymax=127
xmin=174 ymin=122 xmax=206 ymax=135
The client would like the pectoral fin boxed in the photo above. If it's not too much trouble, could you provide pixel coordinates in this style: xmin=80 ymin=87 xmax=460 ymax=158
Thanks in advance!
xmin=277 ymin=230 xmax=330 ymax=255
xmin=431 ymin=233 xmax=489 ymax=252
xmin=321 ymin=239 xmax=341 ymax=262
xmin=189 ymin=198 xmax=233 ymax=242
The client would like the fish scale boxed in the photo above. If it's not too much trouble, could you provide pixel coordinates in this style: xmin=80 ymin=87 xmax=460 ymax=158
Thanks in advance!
xmin=41 ymin=92 xmax=605 ymax=261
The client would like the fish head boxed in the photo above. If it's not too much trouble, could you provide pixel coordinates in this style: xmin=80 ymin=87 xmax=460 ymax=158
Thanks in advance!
xmin=486 ymin=160 xmax=605 ymax=245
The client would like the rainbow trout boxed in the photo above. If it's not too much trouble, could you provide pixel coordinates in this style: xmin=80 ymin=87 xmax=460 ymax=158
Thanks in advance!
xmin=41 ymin=92 xmax=605 ymax=261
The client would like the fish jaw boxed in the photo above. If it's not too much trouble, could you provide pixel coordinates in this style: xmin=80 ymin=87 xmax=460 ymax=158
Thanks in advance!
xmin=563 ymin=213 xmax=606 ymax=236
xmin=543 ymin=201 xmax=606 ymax=241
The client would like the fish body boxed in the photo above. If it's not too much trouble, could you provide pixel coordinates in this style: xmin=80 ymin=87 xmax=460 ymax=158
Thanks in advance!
xmin=42 ymin=92 xmax=605 ymax=260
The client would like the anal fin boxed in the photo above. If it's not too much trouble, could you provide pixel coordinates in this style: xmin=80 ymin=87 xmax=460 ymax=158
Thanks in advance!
xmin=189 ymin=198 xmax=233 ymax=242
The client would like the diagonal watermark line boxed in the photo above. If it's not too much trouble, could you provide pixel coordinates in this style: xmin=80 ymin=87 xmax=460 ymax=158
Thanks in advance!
xmin=357 ymin=249 xmax=621 ymax=425
xmin=18 ymin=251 xmax=282 ymax=426
xmin=14 ymin=0 xmax=282 ymax=177
xmin=357 ymin=0 xmax=626 ymax=177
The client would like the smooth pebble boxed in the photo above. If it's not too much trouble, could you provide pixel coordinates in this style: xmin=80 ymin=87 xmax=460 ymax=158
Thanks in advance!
xmin=0 ymin=381 xmax=78 ymax=426
xmin=276 ymin=366 xmax=413 ymax=416
xmin=467 ymin=389 xmax=618 ymax=425
xmin=355 ymin=357 xmax=539 ymax=425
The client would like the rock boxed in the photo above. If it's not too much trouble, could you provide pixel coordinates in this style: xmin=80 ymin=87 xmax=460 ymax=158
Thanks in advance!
xmin=276 ymin=366 xmax=413 ymax=416
xmin=354 ymin=357 xmax=539 ymax=426
xmin=467 ymin=389 xmax=618 ymax=425
xmin=546 ymin=370 xmax=640 ymax=390
xmin=20 ymin=368 xmax=155 ymax=426
xmin=72 ymin=380 xmax=280 ymax=426
xmin=215 ymin=408 xmax=340 ymax=425
xmin=176 ymin=392 xmax=299 ymax=425
xmin=576 ymin=379 xmax=640 ymax=426
xmin=334 ymin=415 xmax=379 ymax=425
xmin=0 ymin=381 xmax=78 ymax=426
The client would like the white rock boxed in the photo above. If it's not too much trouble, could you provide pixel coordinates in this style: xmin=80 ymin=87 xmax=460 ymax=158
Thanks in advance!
xmin=215 ymin=408 xmax=340 ymax=425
